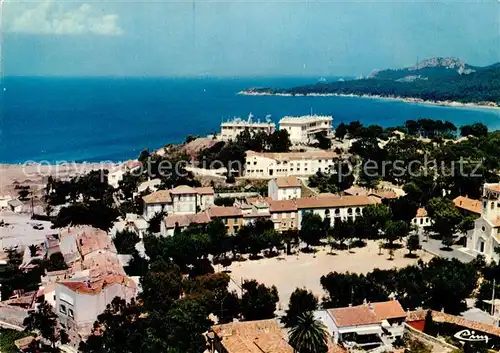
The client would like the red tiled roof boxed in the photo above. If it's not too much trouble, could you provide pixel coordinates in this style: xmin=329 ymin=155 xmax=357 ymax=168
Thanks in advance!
xmin=195 ymin=187 xmax=215 ymax=195
xmin=142 ymin=190 xmax=172 ymax=204
xmin=269 ymin=199 xmax=298 ymax=212
xmin=371 ymin=301 xmax=407 ymax=320
xmin=329 ymin=305 xmax=380 ymax=327
xmin=407 ymin=310 xmax=500 ymax=337
xmin=485 ymin=184 xmax=500 ymax=193
xmin=296 ymin=195 xmax=376 ymax=210
xmin=59 ymin=274 xmax=135 ymax=295
xmin=275 ymin=176 xmax=301 ymax=188
xmin=343 ymin=187 xmax=369 ymax=196
xmin=415 ymin=207 xmax=428 ymax=218
xmin=163 ymin=212 xmax=211 ymax=228
xmin=453 ymin=196 xmax=481 ymax=215
xmin=170 ymin=185 xmax=197 ymax=194
xmin=208 ymin=206 xmax=243 ymax=218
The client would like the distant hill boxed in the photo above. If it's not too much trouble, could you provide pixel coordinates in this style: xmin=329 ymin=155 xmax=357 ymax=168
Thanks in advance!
xmin=245 ymin=57 xmax=500 ymax=105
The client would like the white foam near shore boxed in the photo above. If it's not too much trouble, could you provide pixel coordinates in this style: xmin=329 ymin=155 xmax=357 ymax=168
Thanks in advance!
xmin=238 ymin=91 xmax=500 ymax=111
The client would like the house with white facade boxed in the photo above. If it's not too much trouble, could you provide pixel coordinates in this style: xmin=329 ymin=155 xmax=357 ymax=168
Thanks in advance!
xmin=466 ymin=183 xmax=500 ymax=261
xmin=56 ymin=274 xmax=136 ymax=342
xmin=412 ymin=207 xmax=431 ymax=229
xmin=142 ymin=186 xmax=214 ymax=220
xmin=269 ymin=199 xmax=298 ymax=231
xmin=218 ymin=115 xmax=276 ymax=141
xmin=268 ymin=176 xmax=302 ymax=200
xmin=160 ymin=212 xmax=211 ymax=237
xmin=315 ymin=300 xmax=406 ymax=349
xmin=279 ymin=115 xmax=333 ymax=144
xmin=41 ymin=226 xmax=138 ymax=345
xmin=244 ymin=150 xmax=338 ymax=178
xmin=296 ymin=194 xmax=377 ymax=229
xmin=142 ymin=190 xmax=173 ymax=220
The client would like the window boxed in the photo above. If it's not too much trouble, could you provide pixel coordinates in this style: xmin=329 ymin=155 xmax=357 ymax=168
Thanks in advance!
xmin=420 ymin=218 xmax=423 ymax=225
xmin=492 ymin=202 xmax=495 ymax=210
xmin=68 ymin=309 xmax=74 ymax=318
xmin=335 ymin=208 xmax=340 ymax=215
xmin=60 ymin=304 xmax=67 ymax=314
xmin=347 ymin=208 xmax=353 ymax=215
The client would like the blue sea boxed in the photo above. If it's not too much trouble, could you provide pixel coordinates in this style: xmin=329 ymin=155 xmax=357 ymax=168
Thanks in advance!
xmin=1 ymin=77 xmax=499 ymax=164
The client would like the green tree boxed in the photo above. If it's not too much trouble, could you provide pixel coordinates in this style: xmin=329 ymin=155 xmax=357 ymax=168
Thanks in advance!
xmin=23 ymin=301 xmax=68 ymax=349
xmin=281 ymin=288 xmax=318 ymax=328
xmin=427 ymin=197 xmax=463 ymax=248
xmin=44 ymin=252 xmax=68 ymax=272
xmin=335 ymin=122 xmax=347 ymax=140
xmin=300 ymin=213 xmax=325 ymax=250
xmin=147 ymin=211 xmax=165 ymax=233
xmin=240 ymin=280 xmax=279 ymax=320
xmin=384 ymin=220 xmax=410 ymax=248
xmin=288 ymin=312 xmax=328 ymax=353
xmin=460 ymin=123 xmax=488 ymax=138
xmin=113 ymin=229 xmax=140 ymax=254
xmin=407 ymin=234 xmax=421 ymax=257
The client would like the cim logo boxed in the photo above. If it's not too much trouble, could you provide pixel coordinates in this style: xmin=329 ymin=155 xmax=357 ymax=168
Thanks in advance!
xmin=454 ymin=329 xmax=489 ymax=343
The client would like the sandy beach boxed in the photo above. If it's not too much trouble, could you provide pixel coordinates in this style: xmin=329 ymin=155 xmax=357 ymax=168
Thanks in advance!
xmin=239 ymin=91 xmax=500 ymax=111
xmin=0 ymin=162 xmax=119 ymax=197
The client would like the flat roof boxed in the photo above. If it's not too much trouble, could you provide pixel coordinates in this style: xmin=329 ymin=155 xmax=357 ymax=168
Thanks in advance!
xmin=279 ymin=115 xmax=333 ymax=124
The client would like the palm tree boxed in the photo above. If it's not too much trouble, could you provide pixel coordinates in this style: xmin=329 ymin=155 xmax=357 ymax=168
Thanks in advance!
xmin=288 ymin=312 xmax=328 ymax=353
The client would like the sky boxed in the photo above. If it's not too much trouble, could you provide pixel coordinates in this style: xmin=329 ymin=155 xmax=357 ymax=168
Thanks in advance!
xmin=2 ymin=0 xmax=500 ymax=77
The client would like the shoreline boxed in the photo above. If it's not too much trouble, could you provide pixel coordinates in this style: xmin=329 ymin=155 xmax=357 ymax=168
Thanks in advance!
xmin=238 ymin=91 xmax=500 ymax=111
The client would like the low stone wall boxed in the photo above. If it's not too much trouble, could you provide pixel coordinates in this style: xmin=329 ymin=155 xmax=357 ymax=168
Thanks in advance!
xmin=404 ymin=323 xmax=457 ymax=353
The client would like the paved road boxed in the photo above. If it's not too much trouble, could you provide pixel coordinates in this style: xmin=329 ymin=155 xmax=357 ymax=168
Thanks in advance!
xmin=417 ymin=231 xmax=476 ymax=263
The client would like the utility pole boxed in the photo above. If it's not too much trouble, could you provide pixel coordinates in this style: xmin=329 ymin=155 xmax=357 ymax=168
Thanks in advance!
xmin=492 ymin=278 xmax=496 ymax=316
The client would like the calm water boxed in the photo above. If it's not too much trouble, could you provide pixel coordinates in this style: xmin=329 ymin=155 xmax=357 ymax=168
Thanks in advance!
xmin=1 ymin=77 xmax=499 ymax=163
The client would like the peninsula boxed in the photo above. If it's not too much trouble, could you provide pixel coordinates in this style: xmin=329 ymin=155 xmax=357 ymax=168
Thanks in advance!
xmin=240 ymin=57 xmax=500 ymax=108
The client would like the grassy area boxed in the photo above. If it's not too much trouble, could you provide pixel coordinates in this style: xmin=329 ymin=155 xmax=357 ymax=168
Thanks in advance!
xmin=0 ymin=328 xmax=31 ymax=353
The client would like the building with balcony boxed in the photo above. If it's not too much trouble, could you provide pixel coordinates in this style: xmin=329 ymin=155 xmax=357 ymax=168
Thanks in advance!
xmin=314 ymin=300 xmax=407 ymax=349
xmin=279 ymin=115 xmax=333 ymax=144
xmin=142 ymin=185 xmax=214 ymax=220
xmin=218 ymin=115 xmax=276 ymax=141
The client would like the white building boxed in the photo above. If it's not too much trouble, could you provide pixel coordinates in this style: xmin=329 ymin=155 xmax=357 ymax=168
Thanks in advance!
xmin=279 ymin=115 xmax=333 ymax=144
xmin=466 ymin=183 xmax=500 ymax=261
xmin=412 ymin=207 xmax=431 ymax=228
xmin=268 ymin=176 xmax=302 ymax=200
xmin=56 ymin=274 xmax=136 ymax=341
xmin=314 ymin=300 xmax=407 ymax=347
xmin=45 ymin=226 xmax=138 ymax=345
xmin=244 ymin=150 xmax=338 ymax=178
xmin=219 ymin=115 xmax=276 ymax=141
xmin=142 ymin=190 xmax=173 ymax=220
xmin=142 ymin=185 xmax=215 ymax=220
xmin=296 ymin=194 xmax=377 ymax=228
xmin=8 ymin=199 xmax=24 ymax=213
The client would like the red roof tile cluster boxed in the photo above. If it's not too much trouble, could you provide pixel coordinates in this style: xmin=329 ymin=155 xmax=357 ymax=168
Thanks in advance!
xmin=407 ymin=310 xmax=500 ymax=337
xmin=268 ymin=199 xmax=298 ymax=212
xmin=329 ymin=306 xmax=380 ymax=327
xmin=164 ymin=212 xmax=211 ymax=228
xmin=275 ymin=176 xmax=301 ymax=188
xmin=329 ymin=301 xmax=406 ymax=327
xmin=453 ymin=196 xmax=482 ymax=215
xmin=59 ymin=274 xmax=136 ymax=295
xmin=296 ymin=195 xmax=376 ymax=209
xmin=208 ymin=206 xmax=243 ymax=218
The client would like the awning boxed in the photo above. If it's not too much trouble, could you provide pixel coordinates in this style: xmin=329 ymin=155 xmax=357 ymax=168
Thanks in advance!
xmin=339 ymin=325 xmax=383 ymax=335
